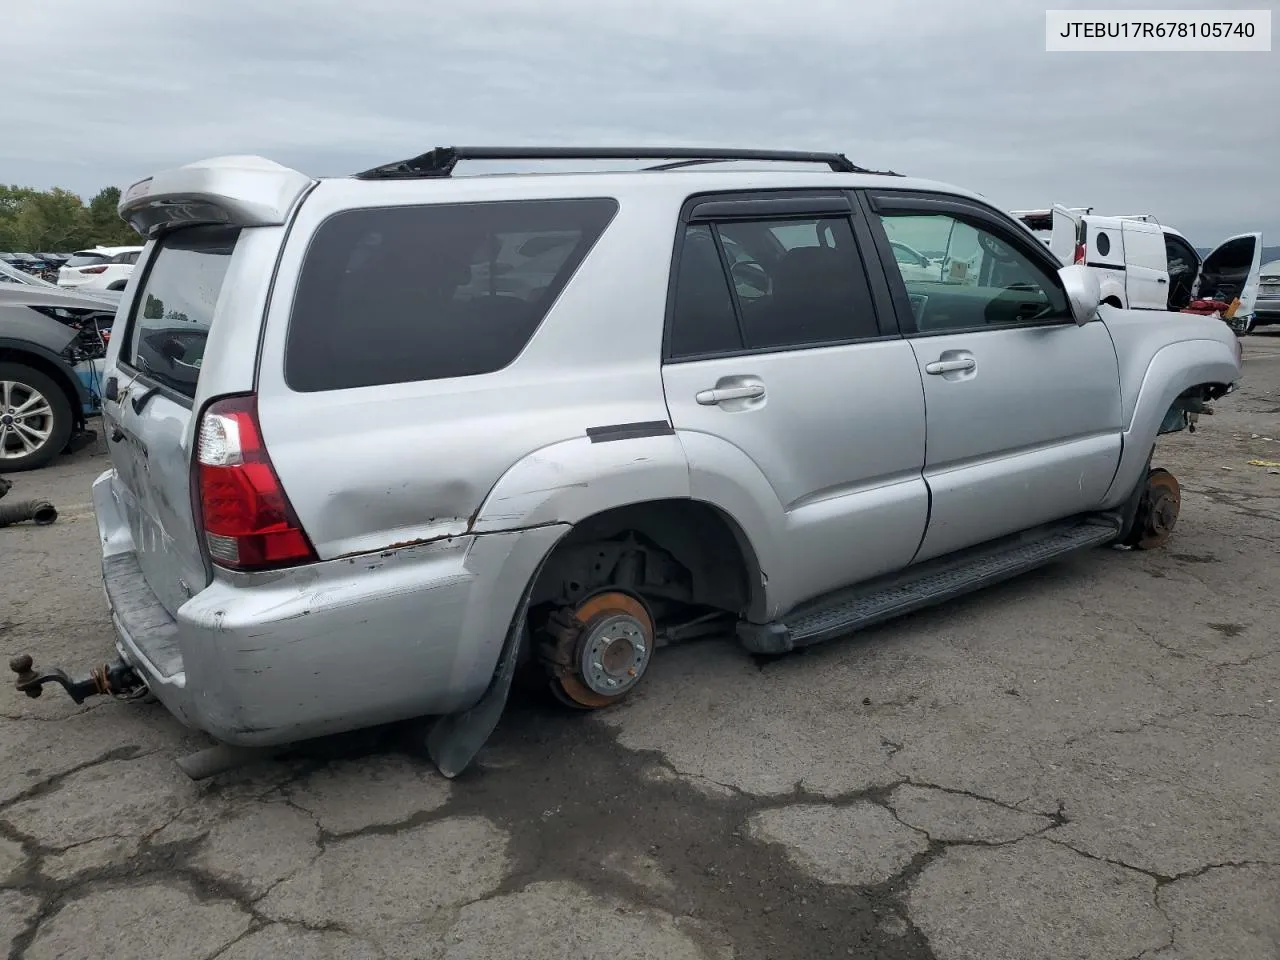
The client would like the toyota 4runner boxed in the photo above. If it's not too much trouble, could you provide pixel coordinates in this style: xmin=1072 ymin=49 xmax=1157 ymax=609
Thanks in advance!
xmin=10 ymin=147 xmax=1243 ymax=779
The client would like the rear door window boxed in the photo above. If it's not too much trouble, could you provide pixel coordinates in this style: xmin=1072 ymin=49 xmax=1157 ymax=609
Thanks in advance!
xmin=121 ymin=226 xmax=238 ymax=400
xmin=666 ymin=215 xmax=881 ymax=358
xmin=284 ymin=198 xmax=618 ymax=392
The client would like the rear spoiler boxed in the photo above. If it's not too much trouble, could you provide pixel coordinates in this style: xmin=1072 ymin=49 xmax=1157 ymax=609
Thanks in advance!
xmin=118 ymin=155 xmax=316 ymax=239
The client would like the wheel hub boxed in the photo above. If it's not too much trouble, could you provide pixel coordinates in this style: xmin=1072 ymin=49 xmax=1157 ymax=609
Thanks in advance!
xmin=542 ymin=591 xmax=656 ymax=709
xmin=0 ymin=380 xmax=54 ymax=460
xmin=579 ymin=613 xmax=650 ymax=696
xmin=1135 ymin=468 xmax=1181 ymax=550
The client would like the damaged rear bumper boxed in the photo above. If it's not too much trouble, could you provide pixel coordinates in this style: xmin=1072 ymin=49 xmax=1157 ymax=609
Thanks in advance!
xmin=92 ymin=469 xmax=565 ymax=747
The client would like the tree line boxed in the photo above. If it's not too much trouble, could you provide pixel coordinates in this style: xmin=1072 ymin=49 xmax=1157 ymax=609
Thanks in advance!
xmin=0 ymin=184 xmax=140 ymax=252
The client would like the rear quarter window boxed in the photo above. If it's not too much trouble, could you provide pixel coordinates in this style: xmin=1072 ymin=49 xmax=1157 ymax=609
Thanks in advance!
xmin=121 ymin=226 xmax=239 ymax=400
xmin=283 ymin=198 xmax=619 ymax=392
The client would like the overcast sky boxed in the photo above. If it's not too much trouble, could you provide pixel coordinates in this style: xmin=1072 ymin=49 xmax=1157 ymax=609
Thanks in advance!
xmin=4 ymin=0 xmax=1276 ymax=247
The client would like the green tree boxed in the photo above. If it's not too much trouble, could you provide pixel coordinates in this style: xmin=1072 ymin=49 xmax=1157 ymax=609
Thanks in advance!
xmin=87 ymin=187 xmax=138 ymax=246
xmin=0 ymin=183 xmax=141 ymax=253
xmin=10 ymin=189 xmax=90 ymax=250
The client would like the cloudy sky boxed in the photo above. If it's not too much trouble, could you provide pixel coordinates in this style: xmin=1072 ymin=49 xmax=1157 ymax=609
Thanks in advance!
xmin=5 ymin=0 xmax=1276 ymax=247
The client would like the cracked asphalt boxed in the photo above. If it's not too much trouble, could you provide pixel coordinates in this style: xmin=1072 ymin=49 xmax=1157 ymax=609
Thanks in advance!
xmin=2 ymin=334 xmax=1278 ymax=960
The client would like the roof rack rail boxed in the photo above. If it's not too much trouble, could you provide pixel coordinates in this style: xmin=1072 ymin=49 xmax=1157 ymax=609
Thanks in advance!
xmin=352 ymin=146 xmax=900 ymax=180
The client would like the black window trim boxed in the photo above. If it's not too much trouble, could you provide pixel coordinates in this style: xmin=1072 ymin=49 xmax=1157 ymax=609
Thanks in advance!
xmin=858 ymin=189 xmax=1076 ymax=339
xmin=115 ymin=227 xmax=241 ymax=410
xmin=662 ymin=188 xmax=901 ymax=364
xmin=282 ymin=196 xmax=621 ymax=393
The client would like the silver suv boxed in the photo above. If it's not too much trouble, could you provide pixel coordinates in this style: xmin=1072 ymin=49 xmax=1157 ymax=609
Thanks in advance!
xmin=10 ymin=147 xmax=1243 ymax=778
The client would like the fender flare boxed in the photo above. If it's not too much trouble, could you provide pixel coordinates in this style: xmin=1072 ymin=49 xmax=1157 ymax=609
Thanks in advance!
xmin=470 ymin=433 xmax=692 ymax=533
xmin=470 ymin=430 xmax=783 ymax=622
xmin=1102 ymin=338 xmax=1239 ymax=506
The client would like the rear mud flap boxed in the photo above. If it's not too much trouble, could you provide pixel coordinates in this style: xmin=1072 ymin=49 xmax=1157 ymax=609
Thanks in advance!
xmin=427 ymin=581 xmax=537 ymax=778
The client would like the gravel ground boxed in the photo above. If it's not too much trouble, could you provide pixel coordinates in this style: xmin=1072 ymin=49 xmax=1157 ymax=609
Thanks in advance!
xmin=1 ymin=333 xmax=1278 ymax=960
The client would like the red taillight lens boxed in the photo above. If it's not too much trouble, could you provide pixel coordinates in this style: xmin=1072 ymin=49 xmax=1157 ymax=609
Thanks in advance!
xmin=195 ymin=395 xmax=316 ymax=571
xmin=1073 ymin=243 xmax=1085 ymax=264
xmin=81 ymin=265 xmax=108 ymax=274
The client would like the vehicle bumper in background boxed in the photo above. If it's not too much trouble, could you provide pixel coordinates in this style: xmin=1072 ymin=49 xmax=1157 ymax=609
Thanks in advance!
xmin=1254 ymin=299 xmax=1280 ymax=326
xmin=92 ymin=468 xmax=566 ymax=746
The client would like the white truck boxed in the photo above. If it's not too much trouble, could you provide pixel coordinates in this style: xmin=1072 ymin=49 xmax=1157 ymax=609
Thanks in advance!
xmin=1012 ymin=205 xmax=1263 ymax=331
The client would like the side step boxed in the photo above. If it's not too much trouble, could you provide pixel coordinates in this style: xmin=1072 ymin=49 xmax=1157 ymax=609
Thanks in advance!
xmin=737 ymin=519 xmax=1119 ymax=655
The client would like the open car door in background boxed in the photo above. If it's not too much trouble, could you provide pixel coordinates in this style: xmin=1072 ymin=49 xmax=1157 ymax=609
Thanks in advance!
xmin=1194 ymin=232 xmax=1263 ymax=319
xmin=1050 ymin=205 xmax=1081 ymax=265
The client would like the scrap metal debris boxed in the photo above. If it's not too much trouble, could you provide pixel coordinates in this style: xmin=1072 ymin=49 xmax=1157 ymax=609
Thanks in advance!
xmin=0 ymin=476 xmax=58 ymax=527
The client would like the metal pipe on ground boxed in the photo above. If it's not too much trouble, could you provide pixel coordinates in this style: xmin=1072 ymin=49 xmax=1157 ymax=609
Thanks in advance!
xmin=0 ymin=476 xmax=58 ymax=527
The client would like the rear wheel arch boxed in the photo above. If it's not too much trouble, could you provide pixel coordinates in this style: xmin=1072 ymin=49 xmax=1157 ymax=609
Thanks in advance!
xmin=528 ymin=498 xmax=764 ymax=622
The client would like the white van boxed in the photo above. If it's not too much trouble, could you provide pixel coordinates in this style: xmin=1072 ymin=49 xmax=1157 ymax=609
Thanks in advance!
xmin=1012 ymin=206 xmax=1263 ymax=328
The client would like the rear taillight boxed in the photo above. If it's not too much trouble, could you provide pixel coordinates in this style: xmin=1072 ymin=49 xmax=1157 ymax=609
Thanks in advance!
xmin=195 ymin=395 xmax=317 ymax=571
xmin=1073 ymin=243 xmax=1085 ymax=265
xmin=81 ymin=265 xmax=108 ymax=274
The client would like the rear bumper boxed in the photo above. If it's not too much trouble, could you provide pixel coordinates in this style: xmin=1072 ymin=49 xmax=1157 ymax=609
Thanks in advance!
xmin=92 ymin=469 xmax=566 ymax=746
xmin=1254 ymin=299 xmax=1280 ymax=324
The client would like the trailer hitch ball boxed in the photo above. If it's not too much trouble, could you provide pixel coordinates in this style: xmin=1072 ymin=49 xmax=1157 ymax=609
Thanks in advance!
xmin=10 ymin=655 xmax=43 ymax=699
xmin=9 ymin=654 xmax=143 ymax=704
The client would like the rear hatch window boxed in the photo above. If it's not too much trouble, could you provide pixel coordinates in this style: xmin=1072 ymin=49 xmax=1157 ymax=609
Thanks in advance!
xmin=283 ymin=198 xmax=618 ymax=392
xmin=121 ymin=226 xmax=238 ymax=400
xmin=66 ymin=252 xmax=109 ymax=268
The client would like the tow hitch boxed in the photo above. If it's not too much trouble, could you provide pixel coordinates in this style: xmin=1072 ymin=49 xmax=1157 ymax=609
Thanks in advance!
xmin=9 ymin=654 xmax=146 ymax=704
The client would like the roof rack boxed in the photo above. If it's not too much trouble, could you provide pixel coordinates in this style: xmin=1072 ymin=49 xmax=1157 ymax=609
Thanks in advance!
xmin=352 ymin=146 xmax=900 ymax=180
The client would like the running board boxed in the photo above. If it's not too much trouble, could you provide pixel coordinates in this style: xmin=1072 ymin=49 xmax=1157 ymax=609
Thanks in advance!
xmin=737 ymin=519 xmax=1119 ymax=655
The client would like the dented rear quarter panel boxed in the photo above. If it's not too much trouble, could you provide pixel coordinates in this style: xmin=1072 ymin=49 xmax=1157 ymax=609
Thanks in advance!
xmin=254 ymin=178 xmax=684 ymax=561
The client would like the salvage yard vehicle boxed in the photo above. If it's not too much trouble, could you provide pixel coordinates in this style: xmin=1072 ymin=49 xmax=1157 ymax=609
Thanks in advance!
xmin=1012 ymin=206 xmax=1264 ymax=330
xmin=0 ymin=284 xmax=114 ymax=469
xmin=9 ymin=148 xmax=1243 ymax=780
xmin=1255 ymin=259 xmax=1280 ymax=328
xmin=57 ymin=245 xmax=144 ymax=292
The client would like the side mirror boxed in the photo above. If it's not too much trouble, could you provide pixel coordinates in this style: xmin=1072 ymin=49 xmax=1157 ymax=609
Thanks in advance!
xmin=1058 ymin=264 xmax=1102 ymax=326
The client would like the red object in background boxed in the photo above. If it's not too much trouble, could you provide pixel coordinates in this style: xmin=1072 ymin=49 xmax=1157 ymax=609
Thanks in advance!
xmin=1180 ymin=298 xmax=1231 ymax=316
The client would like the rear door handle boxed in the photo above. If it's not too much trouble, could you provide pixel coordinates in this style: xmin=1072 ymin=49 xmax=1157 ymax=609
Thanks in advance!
xmin=925 ymin=358 xmax=977 ymax=375
xmin=1157 ymin=277 xmax=1168 ymax=284
xmin=696 ymin=384 xmax=765 ymax=405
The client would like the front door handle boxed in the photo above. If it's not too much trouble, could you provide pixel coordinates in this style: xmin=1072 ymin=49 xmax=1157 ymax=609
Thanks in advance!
xmin=1156 ymin=277 xmax=1168 ymax=284
xmin=696 ymin=384 xmax=766 ymax=405
xmin=925 ymin=358 xmax=977 ymax=375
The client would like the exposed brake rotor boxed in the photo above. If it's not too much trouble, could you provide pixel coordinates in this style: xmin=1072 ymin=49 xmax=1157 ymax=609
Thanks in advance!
xmin=1125 ymin=467 xmax=1181 ymax=550
xmin=539 ymin=591 xmax=655 ymax=709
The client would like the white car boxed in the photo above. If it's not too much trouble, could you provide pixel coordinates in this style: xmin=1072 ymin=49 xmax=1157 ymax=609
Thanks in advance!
xmin=57 ymin=245 xmax=144 ymax=292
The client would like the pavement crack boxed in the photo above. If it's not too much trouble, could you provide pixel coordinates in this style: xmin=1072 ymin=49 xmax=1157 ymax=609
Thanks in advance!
xmin=899 ymin=777 xmax=1055 ymax=818
xmin=1043 ymin=836 xmax=1171 ymax=883
xmin=1165 ymin=858 xmax=1280 ymax=882
xmin=0 ymin=746 xmax=148 ymax=814
xmin=206 ymin=922 xmax=263 ymax=960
